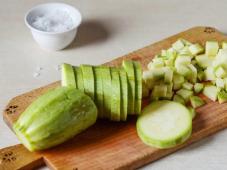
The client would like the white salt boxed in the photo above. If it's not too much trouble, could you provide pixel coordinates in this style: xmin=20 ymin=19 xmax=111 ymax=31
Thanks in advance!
xmin=31 ymin=9 xmax=74 ymax=32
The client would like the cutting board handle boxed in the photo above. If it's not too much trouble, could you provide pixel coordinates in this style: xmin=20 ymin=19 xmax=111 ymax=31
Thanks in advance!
xmin=0 ymin=144 xmax=44 ymax=170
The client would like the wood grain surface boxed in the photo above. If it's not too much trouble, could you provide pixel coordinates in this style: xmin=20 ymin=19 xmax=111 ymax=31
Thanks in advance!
xmin=1 ymin=26 xmax=227 ymax=170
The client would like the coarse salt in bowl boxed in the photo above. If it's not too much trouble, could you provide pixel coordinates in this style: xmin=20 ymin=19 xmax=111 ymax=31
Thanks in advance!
xmin=25 ymin=3 xmax=82 ymax=51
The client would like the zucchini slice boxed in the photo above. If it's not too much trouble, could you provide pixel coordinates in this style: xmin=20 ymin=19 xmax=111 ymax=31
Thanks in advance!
xmin=80 ymin=65 xmax=95 ymax=100
xmin=61 ymin=63 xmax=76 ymax=87
xmin=137 ymin=100 xmax=192 ymax=149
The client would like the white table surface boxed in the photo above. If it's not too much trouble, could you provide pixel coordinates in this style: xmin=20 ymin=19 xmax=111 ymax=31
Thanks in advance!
xmin=1 ymin=0 xmax=227 ymax=169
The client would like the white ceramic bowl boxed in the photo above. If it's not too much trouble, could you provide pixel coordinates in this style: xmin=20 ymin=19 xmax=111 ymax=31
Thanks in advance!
xmin=25 ymin=3 xmax=82 ymax=51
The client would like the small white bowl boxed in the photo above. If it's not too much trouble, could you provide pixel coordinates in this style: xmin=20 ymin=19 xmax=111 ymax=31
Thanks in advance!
xmin=25 ymin=3 xmax=82 ymax=51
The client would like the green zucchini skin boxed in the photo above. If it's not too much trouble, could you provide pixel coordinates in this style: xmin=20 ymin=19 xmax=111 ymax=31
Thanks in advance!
xmin=13 ymin=87 xmax=97 ymax=151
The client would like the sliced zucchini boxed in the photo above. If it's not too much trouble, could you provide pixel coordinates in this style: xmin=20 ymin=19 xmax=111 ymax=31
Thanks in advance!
xmin=173 ymin=73 xmax=185 ymax=90
xmin=119 ymin=68 xmax=128 ymax=121
xmin=80 ymin=65 xmax=95 ymax=100
xmin=94 ymin=67 xmax=104 ymax=118
xmin=151 ymin=85 xmax=167 ymax=99
xmin=122 ymin=60 xmax=135 ymax=114
xmin=182 ymin=82 xmax=193 ymax=90
xmin=194 ymin=83 xmax=204 ymax=94
xmin=99 ymin=66 xmax=112 ymax=119
xmin=110 ymin=69 xmax=121 ymax=121
xmin=218 ymin=91 xmax=227 ymax=104
xmin=172 ymin=39 xmax=185 ymax=51
xmin=61 ymin=63 xmax=76 ymax=87
xmin=137 ymin=101 xmax=192 ymax=149
xmin=204 ymin=67 xmax=215 ymax=81
xmin=190 ymin=96 xmax=205 ymax=108
xmin=74 ymin=67 xmax=84 ymax=92
xmin=188 ymin=43 xmax=204 ymax=55
xmin=195 ymin=54 xmax=213 ymax=69
xmin=133 ymin=61 xmax=142 ymax=114
xmin=203 ymin=85 xmax=218 ymax=101
xmin=215 ymin=66 xmax=226 ymax=78
xmin=164 ymin=67 xmax=173 ymax=84
xmin=176 ymin=89 xmax=193 ymax=102
xmin=205 ymin=41 xmax=219 ymax=56
xmin=215 ymin=78 xmax=225 ymax=89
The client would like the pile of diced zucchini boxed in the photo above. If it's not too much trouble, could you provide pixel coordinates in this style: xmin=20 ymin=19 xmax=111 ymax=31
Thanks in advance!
xmin=143 ymin=39 xmax=227 ymax=116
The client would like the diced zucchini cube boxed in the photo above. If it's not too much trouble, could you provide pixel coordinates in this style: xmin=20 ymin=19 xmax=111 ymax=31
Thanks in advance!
xmin=173 ymin=94 xmax=185 ymax=105
xmin=215 ymin=66 xmax=226 ymax=78
xmin=175 ymin=55 xmax=191 ymax=67
xmin=197 ymin=71 xmax=205 ymax=81
xmin=161 ymin=50 xmax=167 ymax=57
xmin=166 ymin=48 xmax=177 ymax=58
xmin=151 ymin=85 xmax=167 ymax=98
xmin=189 ymin=43 xmax=204 ymax=55
xmin=222 ymin=41 xmax=227 ymax=49
xmin=205 ymin=41 xmax=219 ymax=56
xmin=204 ymin=67 xmax=215 ymax=81
xmin=173 ymin=74 xmax=185 ymax=90
xmin=164 ymin=68 xmax=173 ymax=83
xmin=213 ymin=49 xmax=227 ymax=68
xmin=152 ymin=68 xmax=166 ymax=80
xmin=178 ymin=46 xmax=192 ymax=56
xmin=143 ymin=71 xmax=155 ymax=89
xmin=187 ymin=64 xmax=197 ymax=83
xmin=176 ymin=65 xmax=192 ymax=77
xmin=172 ymin=39 xmax=185 ymax=51
xmin=182 ymin=82 xmax=193 ymax=90
xmin=194 ymin=83 xmax=204 ymax=94
xmin=176 ymin=89 xmax=194 ymax=102
xmin=203 ymin=85 xmax=218 ymax=101
xmin=215 ymin=78 xmax=225 ymax=89
xmin=195 ymin=54 xmax=213 ymax=69
xmin=190 ymin=96 xmax=205 ymax=108
xmin=218 ymin=90 xmax=227 ymax=103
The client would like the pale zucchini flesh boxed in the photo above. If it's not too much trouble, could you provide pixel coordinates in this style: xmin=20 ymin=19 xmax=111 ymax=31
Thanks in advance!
xmin=81 ymin=65 xmax=95 ymax=100
xmin=122 ymin=60 xmax=135 ymax=114
xmin=137 ymin=101 xmax=192 ymax=149
xmin=110 ymin=69 xmax=121 ymax=121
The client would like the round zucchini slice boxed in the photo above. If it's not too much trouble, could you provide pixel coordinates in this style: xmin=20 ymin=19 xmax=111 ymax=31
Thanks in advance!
xmin=137 ymin=100 xmax=192 ymax=149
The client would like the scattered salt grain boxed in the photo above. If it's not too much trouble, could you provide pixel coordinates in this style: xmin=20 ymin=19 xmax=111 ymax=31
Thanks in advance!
xmin=31 ymin=9 xmax=74 ymax=32
xmin=55 ymin=64 xmax=61 ymax=71
xmin=36 ymin=66 xmax=43 ymax=71
xmin=33 ymin=72 xmax=40 ymax=78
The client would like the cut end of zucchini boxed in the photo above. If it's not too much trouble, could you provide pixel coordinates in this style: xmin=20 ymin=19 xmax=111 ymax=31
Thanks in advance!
xmin=218 ymin=91 xmax=227 ymax=104
xmin=190 ymin=96 xmax=205 ymax=108
xmin=203 ymin=85 xmax=218 ymax=101
xmin=205 ymin=41 xmax=219 ymax=56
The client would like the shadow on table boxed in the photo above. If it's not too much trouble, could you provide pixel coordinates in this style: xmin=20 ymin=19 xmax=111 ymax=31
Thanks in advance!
xmin=67 ymin=19 xmax=110 ymax=49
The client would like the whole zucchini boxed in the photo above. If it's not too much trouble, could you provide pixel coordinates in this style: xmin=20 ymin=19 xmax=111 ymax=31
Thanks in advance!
xmin=13 ymin=87 xmax=97 ymax=151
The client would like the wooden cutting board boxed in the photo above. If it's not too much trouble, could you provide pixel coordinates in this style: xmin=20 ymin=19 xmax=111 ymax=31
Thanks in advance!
xmin=1 ymin=26 xmax=227 ymax=170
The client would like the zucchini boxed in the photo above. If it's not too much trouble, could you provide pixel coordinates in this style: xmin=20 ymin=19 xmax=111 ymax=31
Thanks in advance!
xmin=190 ymin=96 xmax=205 ymax=108
xmin=205 ymin=41 xmax=219 ymax=56
xmin=203 ymin=85 xmax=218 ymax=101
xmin=13 ymin=87 xmax=97 ymax=151
xmin=137 ymin=101 xmax=192 ymax=149
xmin=61 ymin=63 xmax=76 ymax=87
